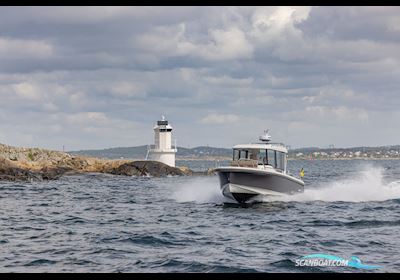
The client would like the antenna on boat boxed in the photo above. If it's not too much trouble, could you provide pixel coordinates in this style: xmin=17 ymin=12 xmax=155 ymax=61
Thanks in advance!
xmin=259 ymin=129 xmax=272 ymax=142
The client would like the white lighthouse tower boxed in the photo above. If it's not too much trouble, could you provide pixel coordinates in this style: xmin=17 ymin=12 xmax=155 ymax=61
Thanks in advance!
xmin=147 ymin=115 xmax=177 ymax=167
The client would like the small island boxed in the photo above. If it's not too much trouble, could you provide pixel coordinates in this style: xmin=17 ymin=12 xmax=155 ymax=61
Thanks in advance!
xmin=0 ymin=143 xmax=214 ymax=182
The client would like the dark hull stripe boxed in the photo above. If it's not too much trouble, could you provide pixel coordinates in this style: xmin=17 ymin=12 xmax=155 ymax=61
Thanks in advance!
xmin=218 ymin=170 xmax=304 ymax=203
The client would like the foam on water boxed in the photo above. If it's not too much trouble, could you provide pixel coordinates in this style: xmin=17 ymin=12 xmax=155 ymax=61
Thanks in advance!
xmin=172 ymin=177 xmax=224 ymax=204
xmin=263 ymin=165 xmax=400 ymax=203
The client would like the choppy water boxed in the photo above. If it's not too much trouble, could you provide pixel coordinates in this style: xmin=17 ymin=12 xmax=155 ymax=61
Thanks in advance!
xmin=1 ymin=159 xmax=400 ymax=272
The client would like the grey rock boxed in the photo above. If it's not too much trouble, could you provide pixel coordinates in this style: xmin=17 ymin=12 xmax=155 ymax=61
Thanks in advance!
xmin=110 ymin=160 xmax=186 ymax=177
xmin=40 ymin=167 xmax=73 ymax=180
xmin=0 ymin=158 xmax=42 ymax=182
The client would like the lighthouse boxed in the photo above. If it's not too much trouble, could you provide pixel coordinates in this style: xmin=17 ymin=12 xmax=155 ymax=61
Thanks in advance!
xmin=147 ymin=115 xmax=177 ymax=167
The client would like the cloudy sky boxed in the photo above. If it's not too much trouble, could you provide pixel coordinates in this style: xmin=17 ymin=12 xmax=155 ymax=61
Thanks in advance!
xmin=1 ymin=6 xmax=400 ymax=150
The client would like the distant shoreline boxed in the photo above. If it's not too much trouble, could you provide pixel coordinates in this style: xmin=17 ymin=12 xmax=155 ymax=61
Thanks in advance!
xmin=70 ymin=144 xmax=400 ymax=162
xmin=176 ymin=157 xmax=400 ymax=161
xmin=288 ymin=157 xmax=400 ymax=161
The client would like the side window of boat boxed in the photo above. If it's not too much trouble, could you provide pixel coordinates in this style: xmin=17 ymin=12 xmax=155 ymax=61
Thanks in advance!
xmin=276 ymin=151 xmax=285 ymax=171
xmin=258 ymin=149 xmax=267 ymax=164
xmin=239 ymin=150 xmax=248 ymax=159
xmin=267 ymin=150 xmax=276 ymax=167
xmin=248 ymin=149 xmax=258 ymax=160
xmin=233 ymin=149 xmax=240 ymax=160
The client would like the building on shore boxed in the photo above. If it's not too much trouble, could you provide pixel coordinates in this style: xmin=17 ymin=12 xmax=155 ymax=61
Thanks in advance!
xmin=146 ymin=116 xmax=177 ymax=167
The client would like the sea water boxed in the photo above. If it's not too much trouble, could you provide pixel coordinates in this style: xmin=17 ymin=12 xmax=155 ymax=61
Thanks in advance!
xmin=1 ymin=159 xmax=400 ymax=272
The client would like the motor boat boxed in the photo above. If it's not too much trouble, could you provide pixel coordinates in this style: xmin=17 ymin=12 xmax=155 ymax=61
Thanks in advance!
xmin=214 ymin=130 xmax=304 ymax=203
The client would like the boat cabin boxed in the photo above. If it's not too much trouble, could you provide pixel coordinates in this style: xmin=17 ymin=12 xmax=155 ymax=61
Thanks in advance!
xmin=230 ymin=143 xmax=288 ymax=172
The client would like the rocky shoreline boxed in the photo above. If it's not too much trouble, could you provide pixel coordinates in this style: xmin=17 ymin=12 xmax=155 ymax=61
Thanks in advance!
xmin=0 ymin=143 xmax=213 ymax=182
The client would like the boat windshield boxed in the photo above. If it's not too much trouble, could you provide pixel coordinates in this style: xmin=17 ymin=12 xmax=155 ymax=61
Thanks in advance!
xmin=233 ymin=148 xmax=286 ymax=171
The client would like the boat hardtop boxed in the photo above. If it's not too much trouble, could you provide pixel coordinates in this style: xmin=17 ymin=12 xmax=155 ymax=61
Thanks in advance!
xmin=233 ymin=143 xmax=288 ymax=154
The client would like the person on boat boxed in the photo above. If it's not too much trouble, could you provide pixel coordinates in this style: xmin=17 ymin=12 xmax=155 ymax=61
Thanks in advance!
xmin=299 ymin=168 xmax=305 ymax=178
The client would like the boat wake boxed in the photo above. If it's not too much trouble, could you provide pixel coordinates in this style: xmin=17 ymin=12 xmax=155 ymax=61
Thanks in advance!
xmin=262 ymin=165 xmax=400 ymax=203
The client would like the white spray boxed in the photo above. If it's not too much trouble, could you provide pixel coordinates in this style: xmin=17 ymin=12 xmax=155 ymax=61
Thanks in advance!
xmin=171 ymin=176 xmax=224 ymax=204
xmin=263 ymin=165 xmax=400 ymax=203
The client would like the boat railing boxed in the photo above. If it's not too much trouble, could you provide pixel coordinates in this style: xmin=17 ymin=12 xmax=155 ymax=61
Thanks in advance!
xmin=251 ymin=142 xmax=286 ymax=147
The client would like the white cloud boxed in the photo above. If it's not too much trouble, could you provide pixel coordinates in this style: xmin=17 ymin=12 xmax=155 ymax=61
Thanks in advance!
xmin=249 ymin=6 xmax=311 ymax=60
xmin=301 ymin=86 xmax=364 ymax=105
xmin=193 ymin=27 xmax=254 ymax=60
xmin=203 ymin=75 xmax=254 ymax=87
xmin=106 ymin=82 xmax=146 ymax=98
xmin=1 ymin=6 xmax=200 ymax=25
xmin=135 ymin=23 xmax=187 ymax=55
xmin=42 ymin=102 xmax=58 ymax=112
xmin=200 ymin=113 xmax=240 ymax=124
xmin=251 ymin=6 xmax=311 ymax=31
xmin=65 ymin=112 xmax=109 ymax=126
xmin=136 ymin=24 xmax=253 ymax=61
xmin=0 ymin=37 xmax=53 ymax=59
xmin=305 ymin=105 xmax=369 ymax=122
xmin=12 ymin=82 xmax=43 ymax=101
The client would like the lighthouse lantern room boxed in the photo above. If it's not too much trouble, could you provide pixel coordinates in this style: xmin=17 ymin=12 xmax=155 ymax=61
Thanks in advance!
xmin=147 ymin=116 xmax=177 ymax=167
